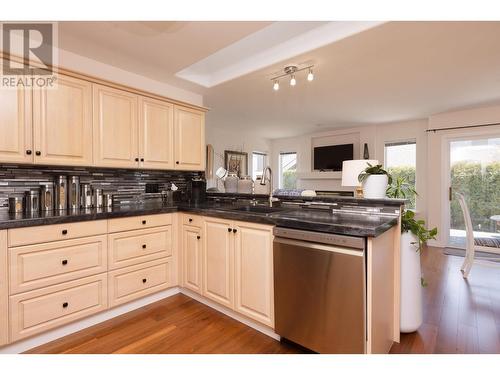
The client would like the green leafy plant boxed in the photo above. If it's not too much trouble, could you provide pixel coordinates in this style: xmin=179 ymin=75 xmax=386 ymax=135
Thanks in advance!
xmin=400 ymin=210 xmax=438 ymax=253
xmin=386 ymin=176 xmax=417 ymax=201
xmin=358 ymin=163 xmax=393 ymax=184
xmin=387 ymin=174 xmax=438 ymax=287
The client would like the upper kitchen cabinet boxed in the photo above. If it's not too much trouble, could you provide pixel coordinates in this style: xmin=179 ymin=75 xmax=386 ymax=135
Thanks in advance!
xmin=0 ymin=62 xmax=33 ymax=164
xmin=174 ymin=105 xmax=205 ymax=171
xmin=139 ymin=97 xmax=174 ymax=170
xmin=93 ymin=84 xmax=139 ymax=169
xmin=33 ymin=74 xmax=93 ymax=166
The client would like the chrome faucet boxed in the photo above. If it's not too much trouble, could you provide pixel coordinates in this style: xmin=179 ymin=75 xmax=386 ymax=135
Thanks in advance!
xmin=260 ymin=166 xmax=276 ymax=207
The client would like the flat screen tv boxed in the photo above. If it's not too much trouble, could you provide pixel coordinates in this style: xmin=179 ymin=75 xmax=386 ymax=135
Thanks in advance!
xmin=313 ymin=144 xmax=353 ymax=171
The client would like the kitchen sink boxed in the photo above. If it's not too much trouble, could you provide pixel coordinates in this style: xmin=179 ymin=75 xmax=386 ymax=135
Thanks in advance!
xmin=230 ymin=205 xmax=286 ymax=214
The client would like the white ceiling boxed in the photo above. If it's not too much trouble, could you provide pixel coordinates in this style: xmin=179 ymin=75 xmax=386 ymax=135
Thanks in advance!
xmin=59 ymin=21 xmax=500 ymax=139
xmin=205 ymin=21 xmax=500 ymax=138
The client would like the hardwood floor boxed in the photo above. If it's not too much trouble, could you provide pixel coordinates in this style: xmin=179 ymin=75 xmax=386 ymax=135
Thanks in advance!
xmin=390 ymin=246 xmax=500 ymax=354
xmin=27 ymin=247 xmax=500 ymax=354
xmin=26 ymin=294 xmax=304 ymax=354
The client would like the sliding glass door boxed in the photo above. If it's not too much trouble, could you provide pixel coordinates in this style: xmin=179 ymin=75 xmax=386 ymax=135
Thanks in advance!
xmin=448 ymin=136 xmax=500 ymax=248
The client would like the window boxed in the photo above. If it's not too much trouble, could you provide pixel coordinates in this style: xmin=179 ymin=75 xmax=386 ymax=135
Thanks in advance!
xmin=252 ymin=152 xmax=267 ymax=180
xmin=384 ymin=140 xmax=417 ymax=209
xmin=279 ymin=152 xmax=297 ymax=189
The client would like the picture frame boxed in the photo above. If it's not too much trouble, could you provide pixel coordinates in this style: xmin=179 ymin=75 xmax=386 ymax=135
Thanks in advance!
xmin=224 ymin=150 xmax=248 ymax=178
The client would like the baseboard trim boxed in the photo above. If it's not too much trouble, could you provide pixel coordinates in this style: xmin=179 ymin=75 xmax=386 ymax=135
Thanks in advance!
xmin=0 ymin=287 xmax=181 ymax=354
xmin=180 ymin=288 xmax=280 ymax=341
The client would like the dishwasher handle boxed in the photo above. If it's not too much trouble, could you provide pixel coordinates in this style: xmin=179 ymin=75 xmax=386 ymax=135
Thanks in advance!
xmin=273 ymin=237 xmax=364 ymax=257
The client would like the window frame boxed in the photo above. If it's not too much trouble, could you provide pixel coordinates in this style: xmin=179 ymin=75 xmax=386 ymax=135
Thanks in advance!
xmin=251 ymin=151 xmax=267 ymax=181
xmin=279 ymin=151 xmax=298 ymax=189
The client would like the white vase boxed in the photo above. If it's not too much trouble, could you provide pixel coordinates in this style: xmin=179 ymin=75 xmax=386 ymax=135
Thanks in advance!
xmin=400 ymin=231 xmax=423 ymax=333
xmin=362 ymin=174 xmax=388 ymax=199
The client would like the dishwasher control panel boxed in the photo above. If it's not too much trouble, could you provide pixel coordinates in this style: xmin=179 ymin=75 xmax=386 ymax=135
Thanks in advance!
xmin=273 ymin=227 xmax=365 ymax=250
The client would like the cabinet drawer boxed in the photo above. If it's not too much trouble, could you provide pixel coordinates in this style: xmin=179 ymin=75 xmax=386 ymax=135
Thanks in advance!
xmin=8 ymin=220 xmax=107 ymax=247
xmin=9 ymin=274 xmax=107 ymax=342
xmin=108 ymin=258 xmax=172 ymax=307
xmin=9 ymin=235 xmax=108 ymax=294
xmin=108 ymin=226 xmax=172 ymax=270
xmin=182 ymin=214 xmax=203 ymax=227
xmin=108 ymin=213 xmax=172 ymax=233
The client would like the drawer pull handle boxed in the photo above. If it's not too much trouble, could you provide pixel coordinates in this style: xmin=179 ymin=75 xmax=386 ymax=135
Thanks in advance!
xmin=142 ymin=244 xmax=147 ymax=249
xmin=62 ymin=302 xmax=69 ymax=308
xmin=228 ymin=228 xmax=232 ymax=232
xmin=232 ymin=228 xmax=237 ymax=233
xmin=189 ymin=218 xmax=193 ymax=222
xmin=142 ymin=278 xmax=147 ymax=283
xmin=197 ymin=235 xmax=201 ymax=240
xmin=62 ymin=259 xmax=68 ymax=266
xmin=142 ymin=220 xmax=147 ymax=225
xmin=62 ymin=229 xmax=68 ymax=235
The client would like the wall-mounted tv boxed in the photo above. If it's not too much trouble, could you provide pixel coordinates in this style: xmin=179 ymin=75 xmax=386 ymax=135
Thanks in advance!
xmin=313 ymin=144 xmax=353 ymax=171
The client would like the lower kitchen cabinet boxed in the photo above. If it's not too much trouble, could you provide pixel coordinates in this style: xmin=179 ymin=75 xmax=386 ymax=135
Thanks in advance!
xmin=0 ymin=231 xmax=8 ymax=346
xmin=203 ymin=218 xmax=234 ymax=309
xmin=182 ymin=224 xmax=203 ymax=294
xmin=9 ymin=273 xmax=108 ymax=342
xmin=108 ymin=258 xmax=172 ymax=307
xmin=233 ymin=222 xmax=274 ymax=327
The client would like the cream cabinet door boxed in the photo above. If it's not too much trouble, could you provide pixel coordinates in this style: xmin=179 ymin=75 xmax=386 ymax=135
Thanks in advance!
xmin=203 ymin=218 xmax=233 ymax=308
xmin=139 ymin=96 xmax=174 ymax=169
xmin=0 ymin=75 xmax=32 ymax=163
xmin=182 ymin=225 xmax=203 ymax=294
xmin=93 ymin=84 xmax=139 ymax=168
xmin=33 ymin=74 xmax=93 ymax=166
xmin=233 ymin=222 xmax=274 ymax=327
xmin=0 ymin=231 xmax=8 ymax=346
xmin=174 ymin=105 xmax=205 ymax=171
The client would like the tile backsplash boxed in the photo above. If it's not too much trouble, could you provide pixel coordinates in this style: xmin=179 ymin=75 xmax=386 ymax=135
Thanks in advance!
xmin=0 ymin=164 xmax=204 ymax=210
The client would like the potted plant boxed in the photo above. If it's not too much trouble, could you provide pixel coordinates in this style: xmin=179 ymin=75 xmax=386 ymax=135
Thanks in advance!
xmin=386 ymin=176 xmax=438 ymax=333
xmin=358 ymin=163 xmax=392 ymax=199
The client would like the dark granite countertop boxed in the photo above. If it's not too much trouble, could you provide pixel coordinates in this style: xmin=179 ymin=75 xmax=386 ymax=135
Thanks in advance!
xmin=0 ymin=201 xmax=398 ymax=237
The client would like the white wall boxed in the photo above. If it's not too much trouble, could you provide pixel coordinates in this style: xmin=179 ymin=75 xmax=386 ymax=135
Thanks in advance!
xmin=205 ymin=124 xmax=271 ymax=189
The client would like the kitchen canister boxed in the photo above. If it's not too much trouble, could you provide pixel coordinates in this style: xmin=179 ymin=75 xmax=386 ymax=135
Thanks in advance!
xmin=237 ymin=176 xmax=253 ymax=194
xmin=25 ymin=189 xmax=40 ymax=213
xmin=103 ymin=193 xmax=113 ymax=209
xmin=40 ymin=183 xmax=55 ymax=211
xmin=55 ymin=175 xmax=68 ymax=210
xmin=8 ymin=195 xmax=24 ymax=213
xmin=93 ymin=188 xmax=104 ymax=209
xmin=224 ymin=173 xmax=239 ymax=193
xmin=80 ymin=184 xmax=93 ymax=209
xmin=67 ymin=176 xmax=80 ymax=210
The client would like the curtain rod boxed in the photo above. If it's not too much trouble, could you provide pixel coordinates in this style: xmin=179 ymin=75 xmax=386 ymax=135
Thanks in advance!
xmin=426 ymin=122 xmax=500 ymax=133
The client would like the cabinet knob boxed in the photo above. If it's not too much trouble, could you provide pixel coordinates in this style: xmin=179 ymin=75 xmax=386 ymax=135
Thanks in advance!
xmin=142 ymin=220 xmax=147 ymax=225
xmin=35 ymin=151 xmax=41 ymax=156
xmin=189 ymin=218 xmax=193 ymax=222
xmin=227 ymin=228 xmax=232 ymax=232
xmin=62 ymin=302 xmax=69 ymax=308
xmin=140 ymin=158 xmax=144 ymax=162
xmin=62 ymin=259 xmax=68 ymax=266
xmin=135 ymin=158 xmax=139 ymax=162
xmin=62 ymin=229 xmax=68 ymax=235
xmin=142 ymin=244 xmax=147 ymax=249
xmin=233 ymin=228 xmax=237 ymax=233
xmin=197 ymin=235 xmax=201 ymax=240
xmin=26 ymin=150 xmax=32 ymax=155
xmin=142 ymin=278 xmax=147 ymax=284
xmin=176 ymin=161 xmax=179 ymax=164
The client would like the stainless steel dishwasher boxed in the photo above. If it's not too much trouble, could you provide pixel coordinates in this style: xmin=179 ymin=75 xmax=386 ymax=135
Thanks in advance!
xmin=273 ymin=227 xmax=366 ymax=354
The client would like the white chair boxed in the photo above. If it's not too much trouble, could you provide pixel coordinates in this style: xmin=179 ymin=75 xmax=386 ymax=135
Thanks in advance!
xmin=456 ymin=192 xmax=500 ymax=278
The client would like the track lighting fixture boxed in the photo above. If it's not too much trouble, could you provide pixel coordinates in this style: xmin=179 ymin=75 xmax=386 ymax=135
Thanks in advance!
xmin=270 ymin=64 xmax=314 ymax=91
